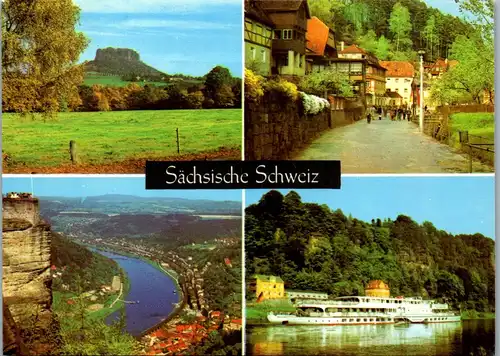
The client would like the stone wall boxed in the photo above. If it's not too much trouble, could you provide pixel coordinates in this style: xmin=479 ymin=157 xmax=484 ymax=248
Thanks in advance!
xmin=245 ymin=99 xmax=363 ymax=160
xmin=2 ymin=198 xmax=53 ymax=331
xmin=245 ymin=99 xmax=330 ymax=160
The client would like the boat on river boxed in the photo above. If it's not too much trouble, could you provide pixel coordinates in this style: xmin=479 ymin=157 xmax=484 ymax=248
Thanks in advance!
xmin=267 ymin=296 xmax=461 ymax=326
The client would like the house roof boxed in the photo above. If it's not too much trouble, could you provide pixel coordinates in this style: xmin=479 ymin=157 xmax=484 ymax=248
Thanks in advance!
xmin=245 ymin=0 xmax=274 ymax=27
xmin=380 ymin=61 xmax=415 ymax=78
xmin=258 ymin=0 xmax=310 ymax=18
xmin=306 ymin=17 xmax=330 ymax=56
xmin=252 ymin=274 xmax=284 ymax=283
xmin=340 ymin=44 xmax=367 ymax=55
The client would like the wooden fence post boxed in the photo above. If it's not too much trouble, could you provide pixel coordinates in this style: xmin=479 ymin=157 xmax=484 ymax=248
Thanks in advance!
xmin=69 ymin=140 xmax=77 ymax=164
xmin=468 ymin=144 xmax=473 ymax=173
xmin=176 ymin=128 xmax=180 ymax=154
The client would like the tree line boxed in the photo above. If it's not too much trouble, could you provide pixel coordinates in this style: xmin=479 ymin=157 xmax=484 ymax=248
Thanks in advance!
xmin=57 ymin=66 xmax=241 ymax=112
xmin=309 ymin=0 xmax=474 ymax=62
xmin=245 ymin=190 xmax=494 ymax=312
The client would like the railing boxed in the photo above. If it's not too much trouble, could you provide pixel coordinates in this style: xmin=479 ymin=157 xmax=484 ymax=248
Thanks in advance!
xmin=458 ymin=131 xmax=494 ymax=171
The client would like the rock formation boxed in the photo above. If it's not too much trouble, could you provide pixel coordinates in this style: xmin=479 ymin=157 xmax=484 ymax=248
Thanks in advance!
xmin=2 ymin=197 xmax=53 ymax=332
xmin=85 ymin=47 xmax=165 ymax=77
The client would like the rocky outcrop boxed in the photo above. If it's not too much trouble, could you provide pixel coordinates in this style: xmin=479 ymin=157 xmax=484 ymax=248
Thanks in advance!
xmin=85 ymin=47 xmax=165 ymax=77
xmin=95 ymin=48 xmax=140 ymax=62
xmin=2 ymin=198 xmax=53 ymax=332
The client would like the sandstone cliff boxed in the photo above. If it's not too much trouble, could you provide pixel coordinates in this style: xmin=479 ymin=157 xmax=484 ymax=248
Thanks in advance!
xmin=2 ymin=198 xmax=53 ymax=332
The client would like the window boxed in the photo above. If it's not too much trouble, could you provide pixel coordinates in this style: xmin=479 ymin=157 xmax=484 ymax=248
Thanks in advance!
xmin=351 ymin=63 xmax=362 ymax=73
xmin=274 ymin=30 xmax=282 ymax=39
xmin=404 ymin=88 xmax=408 ymax=92
xmin=395 ymin=78 xmax=399 ymax=83
xmin=283 ymin=29 xmax=293 ymax=40
xmin=251 ymin=47 xmax=256 ymax=60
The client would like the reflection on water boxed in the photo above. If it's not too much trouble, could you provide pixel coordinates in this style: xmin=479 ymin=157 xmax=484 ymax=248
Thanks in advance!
xmin=247 ymin=320 xmax=495 ymax=356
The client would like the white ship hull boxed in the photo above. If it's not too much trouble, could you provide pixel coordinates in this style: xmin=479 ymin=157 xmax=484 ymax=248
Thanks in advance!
xmin=403 ymin=315 xmax=461 ymax=323
xmin=268 ymin=313 xmax=395 ymax=325
xmin=268 ymin=313 xmax=461 ymax=325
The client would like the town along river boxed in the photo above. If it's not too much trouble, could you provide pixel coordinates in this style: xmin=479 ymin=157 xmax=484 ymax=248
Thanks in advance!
xmin=247 ymin=319 xmax=495 ymax=356
xmin=93 ymin=249 xmax=180 ymax=336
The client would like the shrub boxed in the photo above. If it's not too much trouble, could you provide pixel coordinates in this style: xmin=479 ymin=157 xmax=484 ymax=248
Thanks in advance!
xmin=244 ymin=68 xmax=264 ymax=102
xmin=264 ymin=79 xmax=299 ymax=102
xmin=299 ymin=92 xmax=330 ymax=115
xmin=299 ymin=69 xmax=353 ymax=97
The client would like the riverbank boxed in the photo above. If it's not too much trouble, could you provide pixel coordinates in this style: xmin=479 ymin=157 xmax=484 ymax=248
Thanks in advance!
xmin=81 ymin=242 xmax=182 ymax=296
xmin=86 ymin=252 xmax=132 ymax=321
xmin=246 ymin=300 xmax=295 ymax=325
xmin=461 ymin=310 xmax=495 ymax=320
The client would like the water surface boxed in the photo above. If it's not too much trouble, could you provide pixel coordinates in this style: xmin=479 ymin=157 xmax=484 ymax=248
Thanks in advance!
xmin=247 ymin=320 xmax=495 ymax=356
xmin=94 ymin=250 xmax=179 ymax=336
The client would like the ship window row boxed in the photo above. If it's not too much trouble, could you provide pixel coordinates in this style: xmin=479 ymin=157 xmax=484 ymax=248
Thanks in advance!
xmin=358 ymin=298 xmax=424 ymax=304
xmin=305 ymin=318 xmax=393 ymax=324
xmin=327 ymin=308 xmax=396 ymax=313
xmin=426 ymin=317 xmax=448 ymax=321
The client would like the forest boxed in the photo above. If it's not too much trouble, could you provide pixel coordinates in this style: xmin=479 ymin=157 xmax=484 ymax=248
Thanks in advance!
xmin=309 ymin=0 xmax=473 ymax=62
xmin=245 ymin=190 xmax=495 ymax=312
xmin=50 ymin=232 xmax=121 ymax=293
xmin=308 ymin=0 xmax=494 ymax=104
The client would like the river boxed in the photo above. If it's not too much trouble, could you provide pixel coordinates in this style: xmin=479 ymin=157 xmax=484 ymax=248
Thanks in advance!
xmin=246 ymin=319 xmax=495 ymax=356
xmin=94 ymin=250 xmax=180 ymax=336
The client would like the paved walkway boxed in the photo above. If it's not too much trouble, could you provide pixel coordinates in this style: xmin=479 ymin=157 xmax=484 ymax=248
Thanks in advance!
xmin=294 ymin=119 xmax=493 ymax=173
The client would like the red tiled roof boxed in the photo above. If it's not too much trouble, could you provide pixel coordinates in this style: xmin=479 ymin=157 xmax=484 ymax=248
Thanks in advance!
xmin=151 ymin=329 xmax=169 ymax=339
xmin=379 ymin=61 xmax=415 ymax=78
xmin=306 ymin=17 xmax=329 ymax=56
xmin=340 ymin=44 xmax=366 ymax=55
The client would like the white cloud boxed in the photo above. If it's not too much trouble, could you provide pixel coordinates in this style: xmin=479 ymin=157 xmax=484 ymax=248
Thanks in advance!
xmin=74 ymin=0 xmax=241 ymax=13
xmin=114 ymin=19 xmax=238 ymax=30
xmin=83 ymin=30 xmax=126 ymax=37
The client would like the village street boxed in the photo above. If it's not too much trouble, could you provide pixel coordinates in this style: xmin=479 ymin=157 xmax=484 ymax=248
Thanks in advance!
xmin=293 ymin=119 xmax=493 ymax=173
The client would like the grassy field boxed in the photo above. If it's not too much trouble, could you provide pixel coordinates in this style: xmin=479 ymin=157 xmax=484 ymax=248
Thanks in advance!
xmin=449 ymin=112 xmax=495 ymax=141
xmin=3 ymin=109 xmax=241 ymax=173
xmin=246 ymin=299 xmax=296 ymax=324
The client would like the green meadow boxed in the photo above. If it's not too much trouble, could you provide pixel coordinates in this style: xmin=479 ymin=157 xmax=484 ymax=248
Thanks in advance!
xmin=3 ymin=109 xmax=241 ymax=170
xmin=449 ymin=112 xmax=495 ymax=142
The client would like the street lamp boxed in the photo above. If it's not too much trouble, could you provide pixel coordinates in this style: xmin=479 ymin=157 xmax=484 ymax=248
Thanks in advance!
xmin=418 ymin=50 xmax=425 ymax=133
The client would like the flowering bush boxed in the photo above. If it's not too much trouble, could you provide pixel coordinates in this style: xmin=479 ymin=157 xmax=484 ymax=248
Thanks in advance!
xmin=264 ymin=79 xmax=299 ymax=101
xmin=299 ymin=92 xmax=330 ymax=115
xmin=244 ymin=68 xmax=264 ymax=102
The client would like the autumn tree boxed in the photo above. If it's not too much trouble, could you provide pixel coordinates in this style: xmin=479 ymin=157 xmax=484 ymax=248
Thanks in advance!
xmin=203 ymin=65 xmax=236 ymax=108
xmin=2 ymin=0 xmax=88 ymax=116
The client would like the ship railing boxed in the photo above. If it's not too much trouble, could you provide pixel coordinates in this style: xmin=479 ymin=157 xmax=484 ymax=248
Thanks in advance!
xmin=295 ymin=300 xmax=359 ymax=306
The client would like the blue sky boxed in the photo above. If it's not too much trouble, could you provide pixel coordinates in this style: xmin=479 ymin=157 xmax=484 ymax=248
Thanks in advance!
xmin=73 ymin=0 xmax=242 ymax=77
xmin=2 ymin=177 xmax=242 ymax=202
xmin=245 ymin=176 xmax=495 ymax=239
xmin=425 ymin=0 xmax=461 ymax=16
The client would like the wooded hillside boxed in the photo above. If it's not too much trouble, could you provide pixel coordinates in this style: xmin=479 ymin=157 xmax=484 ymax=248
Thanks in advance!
xmin=245 ymin=190 xmax=494 ymax=311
